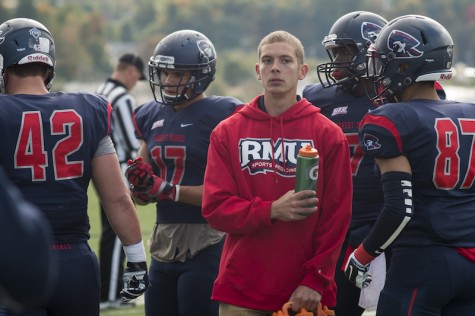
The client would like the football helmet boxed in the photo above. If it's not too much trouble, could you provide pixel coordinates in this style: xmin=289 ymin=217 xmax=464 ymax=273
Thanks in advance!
xmin=366 ymin=15 xmax=454 ymax=103
xmin=317 ymin=11 xmax=387 ymax=90
xmin=0 ymin=18 xmax=56 ymax=93
xmin=148 ymin=29 xmax=216 ymax=106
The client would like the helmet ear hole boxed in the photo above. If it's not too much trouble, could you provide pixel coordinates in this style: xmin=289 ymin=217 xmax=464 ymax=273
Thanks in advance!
xmin=397 ymin=62 xmax=409 ymax=74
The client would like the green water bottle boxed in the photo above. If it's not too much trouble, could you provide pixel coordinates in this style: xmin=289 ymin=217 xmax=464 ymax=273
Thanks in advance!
xmin=295 ymin=144 xmax=319 ymax=192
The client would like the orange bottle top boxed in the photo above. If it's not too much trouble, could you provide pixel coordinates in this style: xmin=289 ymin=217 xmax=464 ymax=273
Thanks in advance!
xmin=298 ymin=144 xmax=318 ymax=158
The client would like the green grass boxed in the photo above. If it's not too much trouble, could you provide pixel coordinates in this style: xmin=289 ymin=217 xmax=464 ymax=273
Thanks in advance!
xmin=88 ymin=183 xmax=155 ymax=316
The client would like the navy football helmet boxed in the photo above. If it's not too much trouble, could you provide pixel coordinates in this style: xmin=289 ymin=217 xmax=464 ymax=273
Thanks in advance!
xmin=0 ymin=18 xmax=56 ymax=93
xmin=317 ymin=11 xmax=388 ymax=90
xmin=366 ymin=15 xmax=454 ymax=103
xmin=148 ymin=30 xmax=216 ymax=106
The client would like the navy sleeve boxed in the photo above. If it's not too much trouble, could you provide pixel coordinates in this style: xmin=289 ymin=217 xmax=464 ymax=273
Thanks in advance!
xmin=359 ymin=112 xmax=404 ymax=158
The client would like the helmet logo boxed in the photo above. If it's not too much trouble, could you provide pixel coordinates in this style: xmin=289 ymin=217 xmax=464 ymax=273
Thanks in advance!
xmin=361 ymin=22 xmax=383 ymax=44
xmin=387 ymin=30 xmax=423 ymax=58
xmin=29 ymin=27 xmax=41 ymax=40
xmin=18 ymin=53 xmax=53 ymax=66
xmin=197 ymin=40 xmax=215 ymax=63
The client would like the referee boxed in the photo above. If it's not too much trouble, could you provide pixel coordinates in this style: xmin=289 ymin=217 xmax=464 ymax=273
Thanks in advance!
xmin=95 ymin=53 xmax=145 ymax=309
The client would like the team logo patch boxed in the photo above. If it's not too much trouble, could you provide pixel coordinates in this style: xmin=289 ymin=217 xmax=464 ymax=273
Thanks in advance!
xmin=331 ymin=106 xmax=348 ymax=116
xmin=239 ymin=138 xmax=314 ymax=177
xmin=29 ymin=27 xmax=41 ymax=40
xmin=388 ymin=30 xmax=423 ymax=58
xmin=361 ymin=22 xmax=383 ymax=44
xmin=151 ymin=119 xmax=164 ymax=129
xmin=363 ymin=133 xmax=381 ymax=150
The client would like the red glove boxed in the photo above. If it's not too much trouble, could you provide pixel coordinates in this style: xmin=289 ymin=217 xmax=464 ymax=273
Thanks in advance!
xmin=125 ymin=157 xmax=153 ymax=187
xmin=125 ymin=157 xmax=177 ymax=203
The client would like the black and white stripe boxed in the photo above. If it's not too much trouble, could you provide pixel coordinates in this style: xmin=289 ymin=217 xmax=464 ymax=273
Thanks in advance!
xmin=96 ymin=79 xmax=139 ymax=164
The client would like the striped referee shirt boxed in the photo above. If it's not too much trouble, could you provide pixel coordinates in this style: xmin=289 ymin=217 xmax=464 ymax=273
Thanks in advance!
xmin=95 ymin=78 xmax=140 ymax=165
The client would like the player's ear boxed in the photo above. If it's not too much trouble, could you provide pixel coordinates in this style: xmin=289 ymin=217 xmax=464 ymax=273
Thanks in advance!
xmin=255 ymin=63 xmax=261 ymax=80
xmin=298 ymin=64 xmax=309 ymax=80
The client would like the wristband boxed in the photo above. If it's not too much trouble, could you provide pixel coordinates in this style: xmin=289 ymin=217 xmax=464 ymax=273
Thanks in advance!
xmin=174 ymin=185 xmax=180 ymax=202
xmin=354 ymin=243 xmax=375 ymax=266
xmin=123 ymin=240 xmax=146 ymax=263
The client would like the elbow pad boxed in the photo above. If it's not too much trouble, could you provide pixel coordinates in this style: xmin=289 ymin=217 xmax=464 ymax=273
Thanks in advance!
xmin=363 ymin=171 xmax=413 ymax=257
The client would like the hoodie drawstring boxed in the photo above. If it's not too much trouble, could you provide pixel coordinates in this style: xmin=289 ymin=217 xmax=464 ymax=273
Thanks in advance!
xmin=269 ymin=116 xmax=287 ymax=184
xmin=270 ymin=118 xmax=278 ymax=184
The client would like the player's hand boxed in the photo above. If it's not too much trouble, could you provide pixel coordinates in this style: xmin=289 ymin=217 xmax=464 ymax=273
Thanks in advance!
xmin=344 ymin=251 xmax=372 ymax=289
xmin=125 ymin=157 xmax=153 ymax=187
xmin=125 ymin=157 xmax=177 ymax=203
xmin=125 ymin=157 xmax=155 ymax=203
xmin=120 ymin=261 xmax=149 ymax=302
xmin=132 ymin=174 xmax=177 ymax=202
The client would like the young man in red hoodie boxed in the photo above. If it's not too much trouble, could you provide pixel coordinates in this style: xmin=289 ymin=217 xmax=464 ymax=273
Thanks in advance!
xmin=202 ymin=30 xmax=352 ymax=315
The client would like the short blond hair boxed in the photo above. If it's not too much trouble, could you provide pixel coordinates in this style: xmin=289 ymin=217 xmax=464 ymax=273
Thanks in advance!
xmin=257 ymin=30 xmax=305 ymax=64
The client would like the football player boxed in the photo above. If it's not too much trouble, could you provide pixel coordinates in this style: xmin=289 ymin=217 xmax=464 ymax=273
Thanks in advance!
xmin=345 ymin=15 xmax=475 ymax=315
xmin=0 ymin=18 xmax=147 ymax=315
xmin=125 ymin=30 xmax=242 ymax=316
xmin=303 ymin=11 xmax=388 ymax=315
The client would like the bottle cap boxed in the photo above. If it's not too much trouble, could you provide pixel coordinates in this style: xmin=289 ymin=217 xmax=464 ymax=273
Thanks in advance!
xmin=298 ymin=144 xmax=318 ymax=157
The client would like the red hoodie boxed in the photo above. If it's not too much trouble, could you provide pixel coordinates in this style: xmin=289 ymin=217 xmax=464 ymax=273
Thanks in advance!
xmin=202 ymin=95 xmax=352 ymax=310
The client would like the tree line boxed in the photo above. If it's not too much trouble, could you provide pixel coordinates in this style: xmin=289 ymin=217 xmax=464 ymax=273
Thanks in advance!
xmin=2 ymin=0 xmax=474 ymax=98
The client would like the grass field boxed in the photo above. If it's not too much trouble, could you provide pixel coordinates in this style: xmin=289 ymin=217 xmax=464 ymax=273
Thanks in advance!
xmin=88 ymin=183 xmax=154 ymax=316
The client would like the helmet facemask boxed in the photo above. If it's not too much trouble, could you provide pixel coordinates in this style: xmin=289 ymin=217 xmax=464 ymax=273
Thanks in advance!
xmin=0 ymin=55 xmax=6 ymax=93
xmin=317 ymin=38 xmax=364 ymax=90
xmin=149 ymin=64 xmax=190 ymax=106
xmin=365 ymin=44 xmax=394 ymax=105
xmin=149 ymin=63 xmax=213 ymax=106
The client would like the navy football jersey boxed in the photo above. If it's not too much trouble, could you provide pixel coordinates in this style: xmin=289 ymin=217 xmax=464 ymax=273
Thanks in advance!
xmin=303 ymin=84 xmax=383 ymax=229
xmin=0 ymin=92 xmax=111 ymax=243
xmin=360 ymin=99 xmax=475 ymax=247
xmin=134 ymin=96 xmax=242 ymax=224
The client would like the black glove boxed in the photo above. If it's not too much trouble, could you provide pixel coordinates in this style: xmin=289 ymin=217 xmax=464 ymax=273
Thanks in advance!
xmin=120 ymin=261 xmax=149 ymax=302
xmin=344 ymin=251 xmax=372 ymax=289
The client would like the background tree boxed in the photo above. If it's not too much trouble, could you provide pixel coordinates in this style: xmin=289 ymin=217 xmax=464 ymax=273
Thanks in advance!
xmin=2 ymin=0 xmax=473 ymax=92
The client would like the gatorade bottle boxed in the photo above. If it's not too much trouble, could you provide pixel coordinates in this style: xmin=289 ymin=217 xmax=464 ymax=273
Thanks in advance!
xmin=295 ymin=144 xmax=319 ymax=192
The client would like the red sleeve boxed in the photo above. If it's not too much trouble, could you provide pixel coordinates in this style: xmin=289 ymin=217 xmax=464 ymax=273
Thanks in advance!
xmin=131 ymin=111 xmax=142 ymax=139
xmin=106 ymin=102 xmax=112 ymax=135
xmin=301 ymin=134 xmax=352 ymax=306
xmin=202 ymin=128 xmax=274 ymax=235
